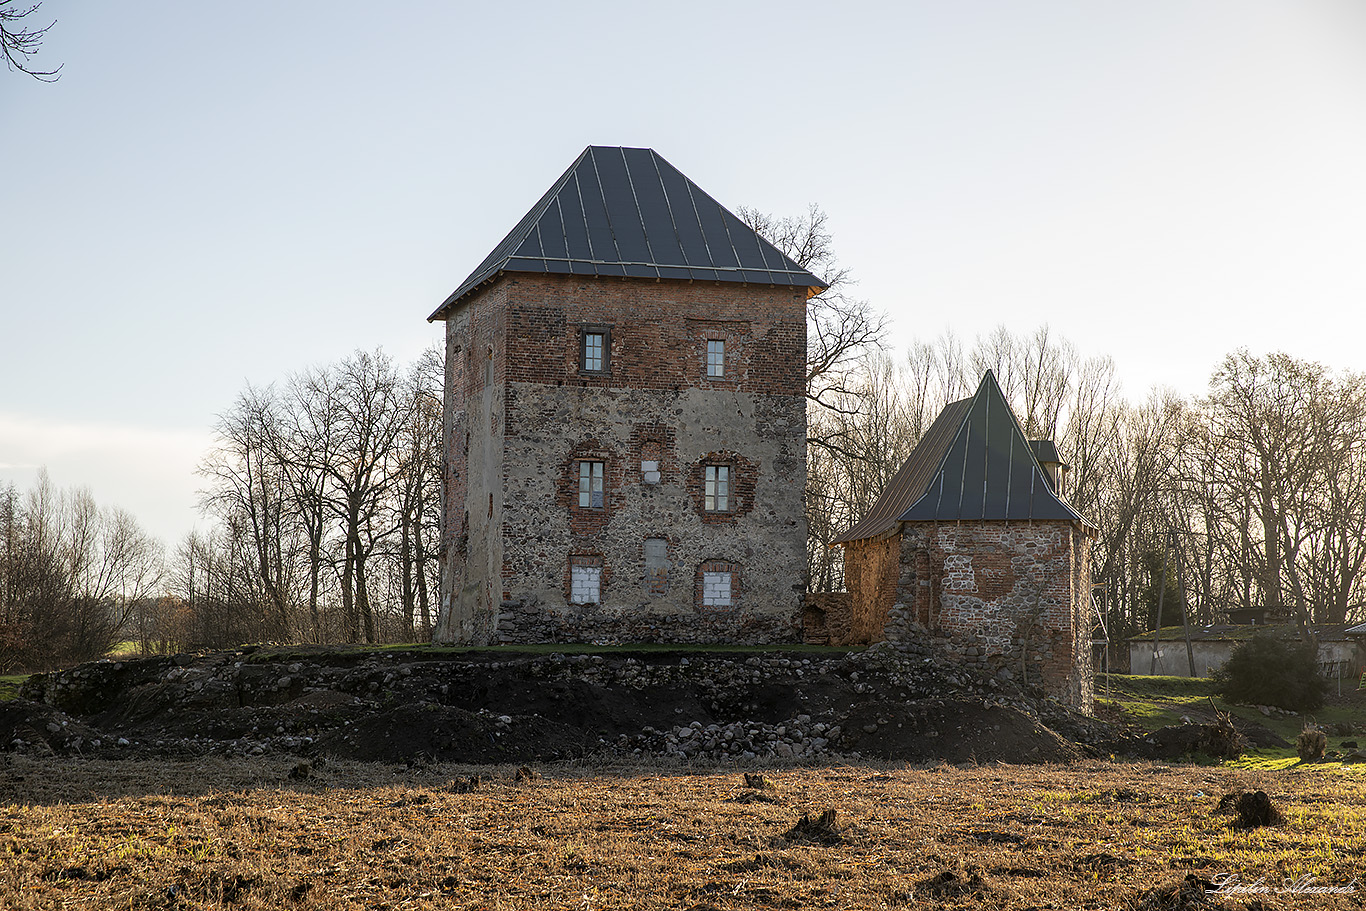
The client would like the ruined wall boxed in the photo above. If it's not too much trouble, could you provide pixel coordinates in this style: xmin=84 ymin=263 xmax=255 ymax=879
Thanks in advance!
xmin=887 ymin=522 xmax=1094 ymax=711
xmin=839 ymin=534 xmax=902 ymax=645
xmin=442 ymin=273 xmax=808 ymax=645
xmin=801 ymin=592 xmax=852 ymax=645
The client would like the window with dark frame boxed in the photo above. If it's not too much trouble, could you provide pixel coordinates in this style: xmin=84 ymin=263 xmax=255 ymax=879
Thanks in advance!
xmin=704 ymin=465 xmax=730 ymax=512
xmin=706 ymin=339 xmax=725 ymax=378
xmin=581 ymin=328 xmax=609 ymax=373
xmin=578 ymin=461 xmax=605 ymax=508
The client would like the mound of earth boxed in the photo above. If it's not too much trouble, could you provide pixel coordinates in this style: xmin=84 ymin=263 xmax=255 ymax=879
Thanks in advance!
xmin=11 ymin=640 xmax=1117 ymax=765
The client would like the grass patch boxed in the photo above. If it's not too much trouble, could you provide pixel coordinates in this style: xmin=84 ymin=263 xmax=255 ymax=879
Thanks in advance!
xmin=0 ymin=674 xmax=26 ymax=701
xmin=1101 ymin=674 xmax=1366 ymax=769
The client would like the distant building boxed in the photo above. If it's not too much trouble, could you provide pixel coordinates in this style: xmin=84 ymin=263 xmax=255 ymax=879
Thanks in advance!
xmin=827 ymin=371 xmax=1099 ymax=710
xmin=427 ymin=146 xmax=824 ymax=646
xmin=1129 ymin=624 xmax=1364 ymax=682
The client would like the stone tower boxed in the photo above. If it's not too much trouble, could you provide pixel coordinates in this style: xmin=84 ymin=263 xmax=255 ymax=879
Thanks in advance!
xmin=428 ymin=146 xmax=825 ymax=645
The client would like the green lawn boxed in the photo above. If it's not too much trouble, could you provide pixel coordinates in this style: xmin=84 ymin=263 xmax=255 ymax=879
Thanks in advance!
xmin=1098 ymin=672 xmax=1366 ymax=769
xmin=0 ymin=675 xmax=27 ymax=701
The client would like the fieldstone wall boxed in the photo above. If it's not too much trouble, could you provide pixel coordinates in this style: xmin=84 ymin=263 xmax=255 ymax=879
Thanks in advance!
xmin=435 ymin=273 xmax=808 ymax=645
xmin=433 ymin=289 xmax=507 ymax=646
xmin=883 ymin=522 xmax=1094 ymax=711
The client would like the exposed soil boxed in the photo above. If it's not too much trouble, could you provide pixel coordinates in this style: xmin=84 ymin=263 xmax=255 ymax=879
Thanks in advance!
xmin=2 ymin=639 xmax=1228 ymax=766
xmin=3 ymin=758 xmax=1362 ymax=910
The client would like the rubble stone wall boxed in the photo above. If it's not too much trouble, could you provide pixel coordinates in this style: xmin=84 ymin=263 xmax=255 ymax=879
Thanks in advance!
xmin=885 ymin=522 xmax=1093 ymax=711
xmin=438 ymin=274 xmax=808 ymax=645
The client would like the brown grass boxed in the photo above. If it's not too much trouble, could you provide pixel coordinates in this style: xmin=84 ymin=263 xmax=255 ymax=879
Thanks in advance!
xmin=2 ymin=756 xmax=1364 ymax=909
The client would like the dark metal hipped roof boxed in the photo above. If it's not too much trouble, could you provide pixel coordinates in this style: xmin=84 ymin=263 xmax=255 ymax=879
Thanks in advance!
xmin=431 ymin=146 xmax=825 ymax=320
xmin=833 ymin=371 xmax=1095 ymax=545
xmin=830 ymin=396 xmax=973 ymax=545
xmin=429 ymin=146 xmax=828 ymax=321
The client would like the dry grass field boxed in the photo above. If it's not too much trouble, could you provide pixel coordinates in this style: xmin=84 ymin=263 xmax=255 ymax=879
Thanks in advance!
xmin=3 ymin=756 xmax=1364 ymax=910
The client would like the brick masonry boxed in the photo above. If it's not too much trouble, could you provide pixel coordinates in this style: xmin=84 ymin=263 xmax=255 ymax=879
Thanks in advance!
xmin=840 ymin=521 xmax=1094 ymax=711
xmin=434 ymin=273 xmax=808 ymax=646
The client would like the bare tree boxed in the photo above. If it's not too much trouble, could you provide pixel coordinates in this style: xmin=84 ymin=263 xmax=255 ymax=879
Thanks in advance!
xmin=1 ymin=1 xmax=59 ymax=80
xmin=737 ymin=204 xmax=889 ymax=425
xmin=200 ymin=385 xmax=298 ymax=640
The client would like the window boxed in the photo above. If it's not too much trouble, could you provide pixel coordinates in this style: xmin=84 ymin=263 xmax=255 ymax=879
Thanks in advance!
xmin=641 ymin=460 xmax=660 ymax=485
xmin=704 ymin=465 xmax=730 ymax=512
xmin=702 ymin=571 xmax=732 ymax=607
xmin=698 ymin=560 xmax=738 ymax=608
xmin=570 ymin=556 xmax=602 ymax=605
xmin=581 ymin=328 xmax=609 ymax=373
xmin=578 ymin=461 xmax=605 ymax=508
xmin=706 ymin=339 xmax=725 ymax=377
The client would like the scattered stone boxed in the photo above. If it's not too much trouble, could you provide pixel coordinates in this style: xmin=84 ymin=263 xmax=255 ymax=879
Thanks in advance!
xmin=1135 ymin=873 xmax=1221 ymax=911
xmin=916 ymin=868 xmax=989 ymax=899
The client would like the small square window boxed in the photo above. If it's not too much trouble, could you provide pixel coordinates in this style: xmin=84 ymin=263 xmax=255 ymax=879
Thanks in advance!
xmin=581 ymin=329 xmax=609 ymax=373
xmin=578 ymin=461 xmax=605 ymax=508
xmin=641 ymin=459 xmax=660 ymax=485
xmin=704 ymin=465 xmax=730 ymax=512
xmin=706 ymin=339 xmax=725 ymax=378
xmin=702 ymin=570 xmax=732 ymax=607
xmin=570 ymin=564 xmax=602 ymax=604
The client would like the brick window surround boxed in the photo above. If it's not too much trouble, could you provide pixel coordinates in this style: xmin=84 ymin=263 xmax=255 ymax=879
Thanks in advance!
xmin=579 ymin=326 xmax=611 ymax=374
xmin=578 ymin=461 xmax=605 ymax=509
xmin=569 ymin=555 xmax=603 ymax=605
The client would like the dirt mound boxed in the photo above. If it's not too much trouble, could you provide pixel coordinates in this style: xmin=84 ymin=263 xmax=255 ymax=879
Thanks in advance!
xmin=315 ymin=703 xmax=592 ymax=763
xmin=841 ymin=697 xmax=1084 ymax=764
xmin=12 ymin=641 xmax=1115 ymax=765
xmin=0 ymin=700 xmax=106 ymax=755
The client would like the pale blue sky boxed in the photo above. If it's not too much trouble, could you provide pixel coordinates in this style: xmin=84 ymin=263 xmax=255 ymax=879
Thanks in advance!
xmin=3 ymin=1 xmax=1365 ymax=547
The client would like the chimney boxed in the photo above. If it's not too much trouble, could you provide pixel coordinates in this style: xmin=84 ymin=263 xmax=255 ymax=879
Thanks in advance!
xmin=1029 ymin=440 xmax=1069 ymax=498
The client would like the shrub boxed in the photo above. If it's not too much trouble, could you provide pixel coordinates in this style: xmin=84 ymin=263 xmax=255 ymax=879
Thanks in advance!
xmin=1211 ymin=634 xmax=1327 ymax=712
xmin=1297 ymin=724 xmax=1328 ymax=762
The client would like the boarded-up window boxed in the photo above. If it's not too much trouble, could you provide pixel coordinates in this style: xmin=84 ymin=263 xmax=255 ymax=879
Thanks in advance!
xmin=702 ymin=571 xmax=732 ymax=607
xmin=570 ymin=556 xmax=603 ymax=605
xmin=644 ymin=538 xmax=668 ymax=595
xmin=641 ymin=441 xmax=662 ymax=485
